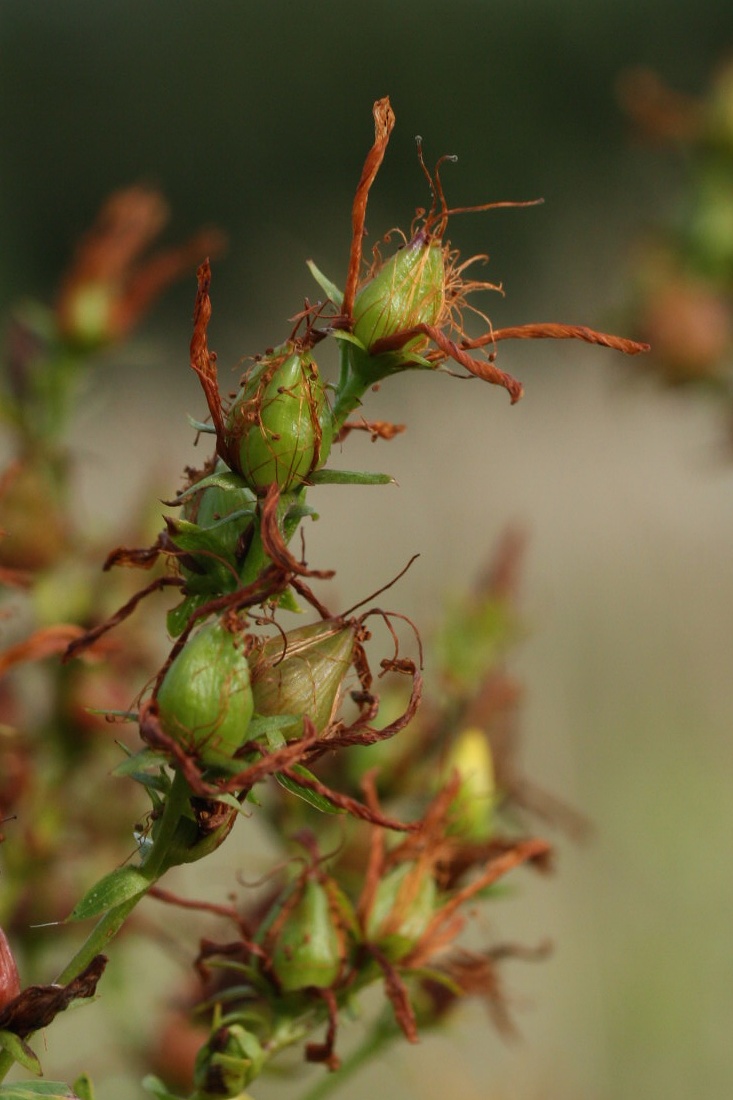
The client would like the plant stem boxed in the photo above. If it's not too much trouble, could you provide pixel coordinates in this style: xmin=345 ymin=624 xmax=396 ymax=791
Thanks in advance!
xmin=54 ymin=770 xmax=191 ymax=986
xmin=0 ymin=770 xmax=194 ymax=1083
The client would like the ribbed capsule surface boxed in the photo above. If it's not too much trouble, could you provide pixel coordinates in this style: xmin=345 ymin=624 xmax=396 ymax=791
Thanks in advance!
xmin=352 ymin=228 xmax=445 ymax=352
xmin=155 ymin=619 xmax=254 ymax=768
xmin=225 ymin=351 xmax=333 ymax=493
xmin=268 ymin=876 xmax=345 ymax=992
xmin=249 ymin=619 xmax=357 ymax=739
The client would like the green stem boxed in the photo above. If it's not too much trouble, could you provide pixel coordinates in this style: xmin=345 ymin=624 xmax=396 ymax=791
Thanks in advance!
xmin=54 ymin=769 xmax=191 ymax=985
xmin=140 ymin=766 xmax=193 ymax=879
xmin=331 ymin=368 xmax=368 ymax=432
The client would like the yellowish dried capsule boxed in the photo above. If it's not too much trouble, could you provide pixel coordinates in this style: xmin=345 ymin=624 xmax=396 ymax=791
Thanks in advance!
xmin=249 ymin=619 xmax=357 ymax=739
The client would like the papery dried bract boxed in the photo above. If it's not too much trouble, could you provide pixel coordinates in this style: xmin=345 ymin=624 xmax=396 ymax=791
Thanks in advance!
xmin=249 ymin=619 xmax=358 ymax=739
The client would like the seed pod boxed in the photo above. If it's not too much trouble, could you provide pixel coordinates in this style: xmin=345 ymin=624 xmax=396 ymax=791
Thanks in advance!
xmin=352 ymin=227 xmax=445 ymax=353
xmin=249 ymin=619 xmax=357 ymax=739
xmin=225 ymin=351 xmax=333 ymax=494
xmin=364 ymin=862 xmax=437 ymax=962
xmin=155 ymin=619 xmax=254 ymax=769
xmin=266 ymin=874 xmax=347 ymax=992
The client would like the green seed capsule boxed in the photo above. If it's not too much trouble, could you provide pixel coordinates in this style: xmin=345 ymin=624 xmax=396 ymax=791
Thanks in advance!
xmin=249 ymin=619 xmax=356 ymax=739
xmin=352 ymin=228 xmax=445 ymax=353
xmin=268 ymin=876 xmax=345 ymax=992
xmin=226 ymin=351 xmax=333 ymax=493
xmin=365 ymin=862 xmax=437 ymax=962
xmin=156 ymin=619 xmax=254 ymax=768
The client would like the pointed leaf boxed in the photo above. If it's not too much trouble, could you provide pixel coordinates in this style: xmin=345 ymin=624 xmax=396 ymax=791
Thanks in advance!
xmin=185 ymin=417 xmax=217 ymax=434
xmin=0 ymin=1084 xmax=81 ymax=1100
xmin=0 ymin=1029 xmax=42 ymax=1075
xmin=167 ymin=470 xmax=254 ymax=507
xmin=68 ymin=867 xmax=150 ymax=922
xmin=309 ymin=469 xmax=394 ymax=486
xmin=275 ymin=766 xmax=344 ymax=814
xmin=306 ymin=260 xmax=344 ymax=307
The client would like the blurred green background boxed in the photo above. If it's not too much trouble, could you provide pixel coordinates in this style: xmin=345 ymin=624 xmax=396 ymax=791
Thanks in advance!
xmin=3 ymin=2 xmax=733 ymax=1098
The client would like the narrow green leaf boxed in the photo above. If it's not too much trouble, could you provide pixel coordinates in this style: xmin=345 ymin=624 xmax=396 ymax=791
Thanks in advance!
xmin=68 ymin=867 xmax=150 ymax=922
xmin=112 ymin=749 xmax=168 ymax=782
xmin=186 ymin=416 xmax=217 ymax=434
xmin=308 ymin=469 xmax=394 ymax=486
xmin=0 ymin=1084 xmax=80 ymax=1100
xmin=306 ymin=260 xmax=344 ymax=307
xmin=166 ymin=470 xmax=254 ymax=507
xmin=275 ymin=767 xmax=344 ymax=814
xmin=331 ymin=328 xmax=366 ymax=350
xmin=83 ymin=707 xmax=137 ymax=722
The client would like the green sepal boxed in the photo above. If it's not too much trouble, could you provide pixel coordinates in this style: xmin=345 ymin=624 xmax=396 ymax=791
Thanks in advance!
xmin=167 ymin=470 xmax=255 ymax=507
xmin=186 ymin=416 xmax=217 ymax=434
xmin=277 ymin=587 xmax=303 ymax=613
xmin=248 ymin=715 xmax=293 ymax=747
xmin=306 ymin=260 xmax=344 ymax=307
xmin=331 ymin=328 xmax=367 ymax=352
xmin=68 ymin=867 xmax=150 ymax=922
xmin=308 ymin=469 xmax=394 ymax=486
xmin=0 ymin=1030 xmax=43 ymax=1076
xmin=70 ymin=1076 xmax=94 ymax=1100
xmin=166 ymin=592 xmax=210 ymax=638
xmin=84 ymin=707 xmax=137 ymax=723
xmin=164 ymin=517 xmax=233 ymax=560
xmin=275 ymin=766 xmax=344 ymax=814
xmin=112 ymin=749 xmax=169 ymax=791
xmin=0 ymin=1085 xmax=82 ymax=1100
xmin=141 ymin=1076 xmax=185 ymax=1100
xmin=284 ymin=500 xmax=318 ymax=522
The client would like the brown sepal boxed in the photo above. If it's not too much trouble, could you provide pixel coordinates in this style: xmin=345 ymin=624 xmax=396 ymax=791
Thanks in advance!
xmin=0 ymin=954 xmax=107 ymax=1038
xmin=342 ymin=98 xmax=396 ymax=320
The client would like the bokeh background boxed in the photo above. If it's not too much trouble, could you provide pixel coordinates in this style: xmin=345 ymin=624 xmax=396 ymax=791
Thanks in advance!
xmin=3 ymin=2 xmax=733 ymax=1098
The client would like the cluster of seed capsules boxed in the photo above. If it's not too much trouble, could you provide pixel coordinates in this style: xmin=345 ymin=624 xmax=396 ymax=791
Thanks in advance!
xmin=61 ymin=98 xmax=647 ymax=1092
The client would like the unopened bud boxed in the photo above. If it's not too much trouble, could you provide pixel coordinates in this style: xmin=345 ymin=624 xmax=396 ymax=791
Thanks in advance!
xmin=443 ymin=726 xmax=495 ymax=841
xmin=193 ymin=1023 xmax=265 ymax=1098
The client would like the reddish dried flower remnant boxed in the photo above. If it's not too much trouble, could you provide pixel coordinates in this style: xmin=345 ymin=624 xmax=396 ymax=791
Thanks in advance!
xmin=332 ymin=96 xmax=648 ymax=409
xmin=56 ymin=186 xmax=225 ymax=346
